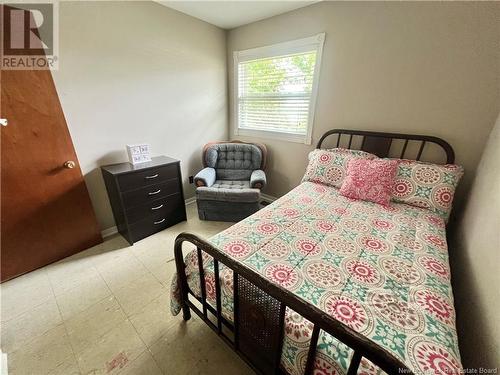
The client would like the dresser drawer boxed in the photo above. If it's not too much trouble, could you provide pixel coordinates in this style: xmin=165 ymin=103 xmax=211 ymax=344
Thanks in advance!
xmin=121 ymin=179 xmax=180 ymax=209
xmin=117 ymin=164 xmax=178 ymax=192
xmin=129 ymin=211 xmax=184 ymax=243
xmin=125 ymin=193 xmax=183 ymax=224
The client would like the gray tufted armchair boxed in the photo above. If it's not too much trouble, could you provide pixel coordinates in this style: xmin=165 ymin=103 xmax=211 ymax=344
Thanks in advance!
xmin=194 ymin=141 xmax=267 ymax=222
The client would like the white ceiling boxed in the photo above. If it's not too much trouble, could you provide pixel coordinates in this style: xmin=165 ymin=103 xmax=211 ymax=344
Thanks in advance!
xmin=158 ymin=1 xmax=318 ymax=29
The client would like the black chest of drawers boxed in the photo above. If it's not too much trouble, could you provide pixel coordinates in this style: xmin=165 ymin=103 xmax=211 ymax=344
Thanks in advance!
xmin=101 ymin=156 xmax=187 ymax=245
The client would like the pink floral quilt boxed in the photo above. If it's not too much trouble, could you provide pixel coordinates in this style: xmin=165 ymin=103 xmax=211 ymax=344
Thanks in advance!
xmin=170 ymin=182 xmax=462 ymax=375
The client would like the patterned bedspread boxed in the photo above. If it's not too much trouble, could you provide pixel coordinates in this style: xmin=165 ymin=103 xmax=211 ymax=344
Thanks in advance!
xmin=170 ymin=182 xmax=462 ymax=375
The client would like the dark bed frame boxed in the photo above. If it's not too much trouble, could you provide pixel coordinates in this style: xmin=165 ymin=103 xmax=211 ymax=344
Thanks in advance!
xmin=174 ymin=129 xmax=455 ymax=375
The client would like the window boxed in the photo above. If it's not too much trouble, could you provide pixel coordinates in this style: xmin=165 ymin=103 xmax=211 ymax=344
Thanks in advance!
xmin=233 ymin=33 xmax=325 ymax=144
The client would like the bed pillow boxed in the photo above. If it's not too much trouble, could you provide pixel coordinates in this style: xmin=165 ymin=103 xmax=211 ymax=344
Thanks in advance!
xmin=302 ymin=148 xmax=377 ymax=188
xmin=339 ymin=158 xmax=399 ymax=206
xmin=391 ymin=160 xmax=464 ymax=222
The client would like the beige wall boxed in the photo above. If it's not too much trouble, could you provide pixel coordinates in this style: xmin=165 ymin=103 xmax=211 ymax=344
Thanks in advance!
xmin=52 ymin=1 xmax=227 ymax=230
xmin=451 ymin=114 xmax=500 ymax=369
xmin=227 ymin=2 xmax=500 ymax=212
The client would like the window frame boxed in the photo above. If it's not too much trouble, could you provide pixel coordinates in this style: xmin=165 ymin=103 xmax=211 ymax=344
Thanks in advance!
xmin=233 ymin=33 xmax=326 ymax=145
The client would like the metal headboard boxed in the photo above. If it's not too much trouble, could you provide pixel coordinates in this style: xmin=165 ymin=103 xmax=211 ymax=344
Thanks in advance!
xmin=317 ymin=129 xmax=455 ymax=164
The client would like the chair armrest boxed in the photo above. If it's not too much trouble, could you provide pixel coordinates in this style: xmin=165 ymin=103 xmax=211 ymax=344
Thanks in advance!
xmin=250 ymin=169 xmax=266 ymax=189
xmin=194 ymin=167 xmax=216 ymax=187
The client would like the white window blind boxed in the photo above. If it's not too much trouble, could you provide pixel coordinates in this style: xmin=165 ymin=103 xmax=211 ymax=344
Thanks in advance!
xmin=234 ymin=34 xmax=325 ymax=144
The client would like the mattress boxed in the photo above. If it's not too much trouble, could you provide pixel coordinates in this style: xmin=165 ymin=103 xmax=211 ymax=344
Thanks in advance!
xmin=170 ymin=181 xmax=462 ymax=375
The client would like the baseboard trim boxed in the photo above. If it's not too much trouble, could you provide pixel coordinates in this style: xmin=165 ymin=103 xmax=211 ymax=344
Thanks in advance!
xmin=101 ymin=226 xmax=118 ymax=238
xmin=261 ymin=193 xmax=278 ymax=202
xmin=185 ymin=196 xmax=196 ymax=206
xmin=100 ymin=197 xmax=197 ymax=238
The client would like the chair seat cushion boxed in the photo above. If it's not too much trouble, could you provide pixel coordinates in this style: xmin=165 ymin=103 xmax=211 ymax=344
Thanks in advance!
xmin=196 ymin=180 xmax=260 ymax=203
xmin=211 ymin=180 xmax=250 ymax=189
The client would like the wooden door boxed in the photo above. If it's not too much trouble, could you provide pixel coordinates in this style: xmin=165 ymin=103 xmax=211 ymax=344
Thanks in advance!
xmin=1 ymin=67 xmax=103 ymax=282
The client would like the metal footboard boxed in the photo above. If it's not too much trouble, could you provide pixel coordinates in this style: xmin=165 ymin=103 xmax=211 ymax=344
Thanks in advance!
xmin=174 ymin=232 xmax=413 ymax=375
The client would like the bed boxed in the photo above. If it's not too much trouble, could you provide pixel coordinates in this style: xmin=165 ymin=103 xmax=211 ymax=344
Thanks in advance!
xmin=170 ymin=129 xmax=462 ymax=375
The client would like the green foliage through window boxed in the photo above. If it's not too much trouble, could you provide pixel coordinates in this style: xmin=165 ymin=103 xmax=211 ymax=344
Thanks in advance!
xmin=240 ymin=52 xmax=316 ymax=95
xmin=238 ymin=51 xmax=318 ymax=135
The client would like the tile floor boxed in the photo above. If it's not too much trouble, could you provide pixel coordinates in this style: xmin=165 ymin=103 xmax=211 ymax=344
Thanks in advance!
xmin=0 ymin=203 xmax=254 ymax=375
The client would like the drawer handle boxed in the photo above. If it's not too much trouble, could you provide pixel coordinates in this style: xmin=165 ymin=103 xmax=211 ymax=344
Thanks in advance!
xmin=148 ymin=189 xmax=161 ymax=195
xmin=145 ymin=174 xmax=159 ymax=179
xmin=154 ymin=218 xmax=166 ymax=225
xmin=151 ymin=204 xmax=164 ymax=210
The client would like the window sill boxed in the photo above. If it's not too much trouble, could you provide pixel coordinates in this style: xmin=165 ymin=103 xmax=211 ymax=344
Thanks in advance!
xmin=235 ymin=128 xmax=312 ymax=145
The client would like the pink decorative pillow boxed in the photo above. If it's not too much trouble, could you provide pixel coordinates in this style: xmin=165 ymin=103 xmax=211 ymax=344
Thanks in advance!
xmin=340 ymin=159 xmax=399 ymax=206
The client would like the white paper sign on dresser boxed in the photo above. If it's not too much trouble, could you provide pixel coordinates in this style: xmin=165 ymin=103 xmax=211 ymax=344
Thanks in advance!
xmin=126 ymin=143 xmax=152 ymax=165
